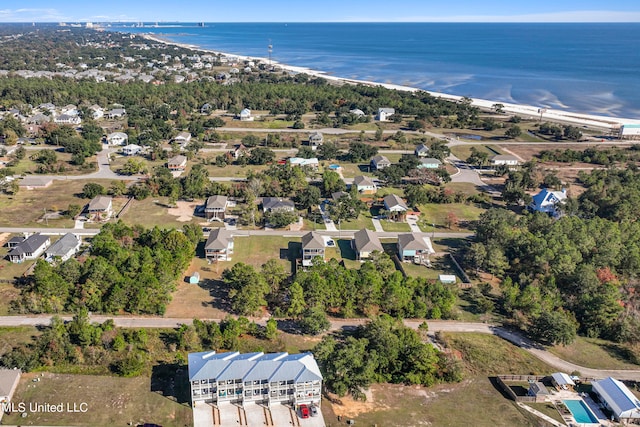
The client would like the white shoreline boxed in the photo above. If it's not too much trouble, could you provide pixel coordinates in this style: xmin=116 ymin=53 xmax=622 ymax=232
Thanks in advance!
xmin=140 ymin=33 xmax=640 ymax=130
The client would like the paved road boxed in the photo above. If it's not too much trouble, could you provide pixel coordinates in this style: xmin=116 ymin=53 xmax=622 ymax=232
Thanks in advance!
xmin=2 ymin=315 xmax=639 ymax=380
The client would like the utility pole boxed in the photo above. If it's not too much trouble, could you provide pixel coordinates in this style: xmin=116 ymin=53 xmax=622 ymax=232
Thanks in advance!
xmin=268 ymin=40 xmax=273 ymax=67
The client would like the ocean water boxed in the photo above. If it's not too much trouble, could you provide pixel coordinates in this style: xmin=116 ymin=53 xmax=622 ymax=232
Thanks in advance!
xmin=108 ymin=23 xmax=640 ymax=119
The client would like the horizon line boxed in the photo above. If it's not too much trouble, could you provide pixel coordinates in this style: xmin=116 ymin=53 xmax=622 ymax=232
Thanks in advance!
xmin=5 ymin=20 xmax=640 ymax=24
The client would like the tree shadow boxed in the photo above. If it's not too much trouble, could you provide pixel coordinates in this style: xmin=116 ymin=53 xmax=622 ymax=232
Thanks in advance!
xmin=198 ymin=278 xmax=233 ymax=313
xmin=150 ymin=363 xmax=191 ymax=405
xmin=600 ymin=342 xmax=640 ymax=365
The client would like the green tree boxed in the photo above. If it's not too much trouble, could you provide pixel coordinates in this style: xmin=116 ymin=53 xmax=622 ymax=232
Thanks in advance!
xmin=82 ymin=182 xmax=105 ymax=199
xmin=505 ymin=125 xmax=522 ymax=139
xmin=223 ymin=263 xmax=270 ymax=316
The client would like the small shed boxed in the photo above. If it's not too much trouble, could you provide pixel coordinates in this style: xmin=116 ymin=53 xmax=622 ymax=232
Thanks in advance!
xmin=551 ymin=372 xmax=575 ymax=390
xmin=189 ymin=272 xmax=200 ymax=284
xmin=528 ymin=381 xmax=551 ymax=402
xmin=439 ymin=275 xmax=457 ymax=284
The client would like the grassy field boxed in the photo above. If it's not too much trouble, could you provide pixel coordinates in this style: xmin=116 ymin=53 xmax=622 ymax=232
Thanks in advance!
xmin=3 ymin=372 xmax=193 ymax=427
xmin=118 ymin=197 xmax=204 ymax=229
xmin=450 ymin=144 xmax=498 ymax=161
xmin=380 ymin=219 xmax=411 ymax=232
xmin=0 ymin=179 xmax=111 ymax=227
xmin=417 ymin=202 xmax=486 ymax=232
xmin=548 ymin=336 xmax=640 ymax=370
xmin=446 ymin=181 xmax=483 ymax=196
xmin=0 ymin=326 xmax=41 ymax=356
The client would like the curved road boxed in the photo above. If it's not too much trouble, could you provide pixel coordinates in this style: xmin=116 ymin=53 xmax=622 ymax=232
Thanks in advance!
xmin=1 ymin=315 xmax=639 ymax=381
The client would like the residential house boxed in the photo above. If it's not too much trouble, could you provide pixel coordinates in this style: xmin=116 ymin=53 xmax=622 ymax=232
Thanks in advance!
xmin=376 ymin=107 xmax=395 ymax=122
xmin=0 ymin=368 xmax=21 ymax=415
xmin=239 ymin=108 xmax=253 ymax=121
xmin=353 ymin=175 xmax=377 ymax=194
xmin=7 ymin=233 xmax=50 ymax=263
xmin=188 ymin=351 xmax=322 ymax=408
xmin=301 ymin=232 xmax=325 ymax=267
xmin=262 ymin=197 xmax=295 ymax=213
xmin=230 ymin=143 xmax=248 ymax=160
xmin=167 ymin=155 xmax=188 ymax=171
xmin=414 ymin=144 xmax=430 ymax=157
xmin=5 ymin=236 xmax=26 ymax=249
xmin=45 ymin=233 xmax=81 ymax=263
xmin=289 ymin=157 xmax=319 ymax=169
xmin=383 ymin=194 xmax=409 ymax=218
xmin=528 ymin=188 xmax=567 ymax=216
xmin=349 ymin=108 xmax=365 ymax=117
xmin=308 ymin=132 xmax=323 ymax=150
xmin=490 ymin=154 xmax=520 ymax=167
xmin=439 ymin=275 xmax=457 ymax=284
xmin=550 ymin=372 xmax=575 ymax=390
xmin=106 ymin=132 xmax=128 ymax=146
xmin=397 ymin=233 xmax=435 ymax=262
xmin=370 ymin=155 xmax=391 ymax=171
xmin=527 ymin=382 xmax=551 ymax=402
xmin=88 ymin=195 xmax=113 ymax=220
xmin=54 ymin=114 xmax=81 ymax=125
xmin=89 ymin=104 xmax=104 ymax=120
xmin=204 ymin=195 xmax=229 ymax=221
xmin=417 ymin=158 xmax=442 ymax=169
xmin=121 ymin=144 xmax=142 ymax=156
xmin=592 ymin=377 xmax=640 ymax=423
xmin=173 ymin=131 xmax=192 ymax=146
xmin=106 ymin=108 xmax=126 ymax=119
xmin=28 ymin=113 xmax=51 ymax=125
xmin=331 ymin=191 xmax=350 ymax=202
xmin=204 ymin=228 xmax=234 ymax=261
xmin=352 ymin=228 xmax=383 ymax=260
xmin=200 ymin=103 xmax=212 ymax=114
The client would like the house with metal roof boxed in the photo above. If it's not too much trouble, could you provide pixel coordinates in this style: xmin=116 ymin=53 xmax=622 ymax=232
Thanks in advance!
xmin=550 ymin=372 xmax=575 ymax=390
xmin=239 ymin=108 xmax=253 ymax=121
xmin=188 ymin=351 xmax=322 ymax=408
xmin=414 ymin=144 xmax=430 ymax=157
xmin=592 ymin=377 xmax=640 ymax=422
xmin=45 ymin=233 xmax=81 ymax=263
xmin=376 ymin=107 xmax=395 ymax=122
xmin=352 ymin=228 xmax=383 ymax=260
xmin=106 ymin=132 xmax=128 ymax=146
xmin=7 ymin=233 xmax=50 ymax=263
xmin=417 ymin=158 xmax=442 ymax=169
xmin=121 ymin=143 xmax=142 ymax=156
xmin=204 ymin=195 xmax=229 ymax=221
xmin=204 ymin=228 xmax=234 ymax=261
xmin=167 ymin=155 xmax=188 ymax=171
xmin=528 ymin=188 xmax=567 ymax=217
xmin=301 ymin=232 xmax=325 ymax=267
xmin=491 ymin=154 xmax=520 ymax=166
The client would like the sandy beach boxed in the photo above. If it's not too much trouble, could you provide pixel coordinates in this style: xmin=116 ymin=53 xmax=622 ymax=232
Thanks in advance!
xmin=140 ymin=33 xmax=640 ymax=130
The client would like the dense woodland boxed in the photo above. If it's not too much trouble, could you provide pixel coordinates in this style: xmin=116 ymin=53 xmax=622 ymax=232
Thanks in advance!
xmin=222 ymin=255 xmax=458 ymax=326
xmin=12 ymin=221 xmax=199 ymax=315
xmin=466 ymin=168 xmax=640 ymax=346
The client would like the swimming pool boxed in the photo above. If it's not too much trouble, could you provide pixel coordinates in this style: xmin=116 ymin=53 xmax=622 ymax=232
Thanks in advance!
xmin=563 ymin=399 xmax=599 ymax=424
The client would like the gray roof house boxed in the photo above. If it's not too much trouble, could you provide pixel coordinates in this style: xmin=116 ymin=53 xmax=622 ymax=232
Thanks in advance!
xmin=106 ymin=108 xmax=126 ymax=119
xmin=353 ymin=175 xmax=377 ymax=194
xmin=301 ymin=231 xmax=326 ymax=267
xmin=88 ymin=195 xmax=113 ymax=220
xmin=592 ymin=377 xmax=640 ymax=422
xmin=167 ymin=155 xmax=188 ymax=171
xmin=397 ymin=233 xmax=434 ymax=262
xmin=204 ymin=228 xmax=234 ymax=261
xmin=204 ymin=195 xmax=229 ymax=221
xmin=188 ymin=351 xmax=322 ymax=407
xmin=383 ymin=194 xmax=409 ymax=212
xmin=308 ymin=131 xmax=324 ymax=150
xmin=352 ymin=228 xmax=383 ymax=260
xmin=414 ymin=144 xmax=430 ymax=157
xmin=173 ymin=131 xmax=192 ymax=145
xmin=370 ymin=155 xmax=391 ymax=171
xmin=376 ymin=107 xmax=395 ymax=121
xmin=7 ymin=233 xmax=50 ymax=263
xmin=45 ymin=233 xmax=81 ymax=263
xmin=261 ymin=197 xmax=295 ymax=213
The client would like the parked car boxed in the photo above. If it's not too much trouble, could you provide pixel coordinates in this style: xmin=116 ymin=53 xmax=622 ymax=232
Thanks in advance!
xmin=299 ymin=404 xmax=310 ymax=419
xmin=310 ymin=405 xmax=318 ymax=417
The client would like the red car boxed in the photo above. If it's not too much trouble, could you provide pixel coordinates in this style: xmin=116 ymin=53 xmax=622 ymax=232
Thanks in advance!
xmin=299 ymin=404 xmax=310 ymax=419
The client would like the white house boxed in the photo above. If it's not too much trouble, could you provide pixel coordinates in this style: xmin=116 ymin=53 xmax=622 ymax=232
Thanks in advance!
xmin=353 ymin=175 xmax=377 ymax=194
xmin=308 ymin=132 xmax=324 ymax=150
xmin=188 ymin=351 xmax=322 ymax=408
xmin=383 ymin=194 xmax=408 ymax=213
xmin=414 ymin=144 xmax=430 ymax=157
xmin=89 ymin=105 xmax=104 ymax=120
xmin=7 ymin=233 xmax=50 ymax=263
xmin=45 ymin=233 xmax=81 ymax=263
xmin=106 ymin=108 xmax=126 ymax=119
xmin=417 ymin=158 xmax=442 ymax=169
xmin=239 ymin=108 xmax=253 ymax=121
xmin=54 ymin=114 xmax=81 ymax=125
xmin=528 ymin=188 xmax=567 ymax=216
xmin=592 ymin=377 xmax=640 ymax=423
xmin=173 ymin=132 xmax=192 ymax=145
xmin=397 ymin=233 xmax=434 ymax=262
xmin=491 ymin=154 xmax=520 ymax=166
xmin=377 ymin=107 xmax=395 ymax=122
xmin=204 ymin=228 xmax=234 ymax=261
xmin=122 ymin=144 xmax=142 ymax=156
xmin=106 ymin=132 xmax=128 ymax=146
xmin=370 ymin=155 xmax=391 ymax=171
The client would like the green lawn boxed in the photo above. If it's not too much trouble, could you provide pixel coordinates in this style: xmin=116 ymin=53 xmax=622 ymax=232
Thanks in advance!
xmin=224 ymin=235 xmax=295 ymax=272
xmin=339 ymin=214 xmax=374 ymax=231
xmin=380 ymin=220 xmax=411 ymax=232
xmin=548 ymin=336 xmax=640 ymax=370
xmin=450 ymin=144 xmax=497 ymax=161
xmin=446 ymin=182 xmax=483 ymax=196
xmin=118 ymin=197 xmax=204 ymax=229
